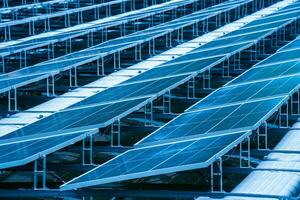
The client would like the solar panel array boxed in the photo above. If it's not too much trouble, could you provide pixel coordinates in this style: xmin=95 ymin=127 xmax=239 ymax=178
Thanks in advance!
xmin=2 ymin=0 xmax=300 ymax=197
xmin=0 ymin=0 xmax=255 ymax=170
xmin=61 ymin=2 xmax=300 ymax=190
xmin=0 ymin=0 xmax=247 ymax=94
xmin=0 ymin=0 xmax=193 ymax=56
xmin=0 ymin=0 xmax=299 ymax=171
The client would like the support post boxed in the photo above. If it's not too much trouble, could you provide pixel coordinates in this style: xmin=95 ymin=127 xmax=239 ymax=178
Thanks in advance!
xmin=239 ymin=136 xmax=250 ymax=168
xmin=291 ymin=90 xmax=300 ymax=115
xmin=69 ymin=67 xmax=78 ymax=87
xmin=46 ymin=75 xmax=55 ymax=96
xmin=33 ymin=156 xmax=47 ymax=190
xmin=82 ymin=135 xmax=93 ymax=165
xmin=8 ymin=88 xmax=18 ymax=112
xmin=222 ymin=58 xmax=230 ymax=77
xmin=144 ymin=101 xmax=153 ymax=126
xmin=257 ymin=122 xmax=268 ymax=150
xmin=202 ymin=69 xmax=211 ymax=89
xmin=187 ymin=77 xmax=195 ymax=99
xmin=111 ymin=120 xmax=121 ymax=147
xmin=163 ymin=91 xmax=171 ymax=114
xmin=279 ymin=103 xmax=289 ymax=128
xmin=211 ymin=157 xmax=223 ymax=192
xmin=97 ymin=57 xmax=105 ymax=76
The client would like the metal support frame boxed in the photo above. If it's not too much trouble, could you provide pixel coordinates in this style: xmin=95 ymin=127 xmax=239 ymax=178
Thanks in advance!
xmin=29 ymin=21 xmax=35 ymax=35
xmin=113 ymin=51 xmax=121 ymax=69
xmin=48 ymin=43 xmax=54 ymax=60
xmin=239 ymin=136 xmax=250 ymax=168
xmin=202 ymin=19 xmax=208 ymax=33
xmin=259 ymin=39 xmax=266 ymax=56
xmin=202 ymin=69 xmax=211 ymax=89
xmin=4 ymin=25 xmax=11 ymax=41
xmin=222 ymin=58 xmax=230 ymax=77
xmin=120 ymin=23 xmax=126 ymax=37
xmin=291 ymin=90 xmax=300 ymax=115
xmin=192 ymin=22 xmax=199 ymax=36
xmin=163 ymin=90 xmax=172 ymax=114
xmin=279 ymin=103 xmax=289 ymax=128
xmin=257 ymin=121 xmax=268 ymax=150
xmin=82 ymin=135 xmax=93 ymax=165
xmin=130 ymin=0 xmax=136 ymax=10
xmin=233 ymin=52 xmax=241 ymax=70
xmin=210 ymin=157 xmax=223 ymax=192
xmin=46 ymin=75 xmax=55 ymax=97
xmin=44 ymin=17 xmax=51 ymax=32
xmin=65 ymin=38 xmax=72 ymax=54
xmin=187 ymin=77 xmax=196 ymax=99
xmin=69 ymin=67 xmax=78 ymax=87
xmin=270 ymin=31 xmax=279 ymax=48
xmin=144 ymin=101 xmax=153 ymax=126
xmin=33 ymin=156 xmax=47 ymax=190
xmin=8 ymin=88 xmax=18 ymax=112
xmin=3 ymin=0 xmax=8 ymax=8
xmin=279 ymin=27 xmax=287 ymax=43
xmin=64 ymin=14 xmax=71 ymax=27
xmin=250 ymin=44 xmax=258 ymax=61
xmin=19 ymin=50 xmax=27 ymax=68
xmin=111 ymin=119 xmax=121 ymax=147
xmin=165 ymin=32 xmax=173 ymax=47
xmin=148 ymin=39 xmax=156 ymax=56
xmin=106 ymin=4 xmax=111 ymax=17
xmin=1 ymin=56 xmax=5 ymax=73
xmin=135 ymin=44 xmax=142 ymax=60
xmin=96 ymin=57 xmax=105 ymax=76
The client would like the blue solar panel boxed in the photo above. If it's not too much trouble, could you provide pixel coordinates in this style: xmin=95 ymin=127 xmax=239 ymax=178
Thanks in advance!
xmin=137 ymin=97 xmax=285 ymax=146
xmin=190 ymin=76 xmax=300 ymax=110
xmin=257 ymin=49 xmax=300 ymax=66
xmin=71 ymin=74 xmax=190 ymax=108
xmin=0 ymin=130 xmax=94 ymax=169
xmin=0 ymin=97 xmax=148 ymax=143
xmin=61 ymin=131 xmax=247 ymax=190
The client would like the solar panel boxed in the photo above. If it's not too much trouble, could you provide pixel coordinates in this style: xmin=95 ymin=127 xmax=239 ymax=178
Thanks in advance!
xmin=61 ymin=30 xmax=300 ymax=190
xmin=0 ymin=129 xmax=95 ymax=169
xmin=229 ymin=61 xmax=300 ymax=85
xmin=257 ymin=48 xmax=300 ymax=66
xmin=0 ymin=97 xmax=148 ymax=143
xmin=0 ymin=0 xmax=297 ymax=179
xmin=190 ymin=76 xmax=300 ymax=110
xmin=137 ymin=97 xmax=285 ymax=146
xmin=70 ymin=75 xmax=190 ymax=108
xmin=122 ymin=56 xmax=224 ymax=84
xmin=278 ymin=37 xmax=300 ymax=52
xmin=61 ymin=131 xmax=248 ymax=190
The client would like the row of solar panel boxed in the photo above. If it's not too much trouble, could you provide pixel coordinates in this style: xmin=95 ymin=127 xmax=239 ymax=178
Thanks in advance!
xmin=61 ymin=130 xmax=248 ymax=190
xmin=0 ymin=0 xmax=289 ymax=144
xmin=61 ymin=1 xmax=300 ymax=190
xmin=0 ymin=0 xmax=249 ymax=94
xmin=0 ymin=0 xmax=295 ymax=175
xmin=138 ymin=34 xmax=300 ymax=146
xmin=0 ymin=0 xmax=143 ymax=28
xmin=0 ymin=0 xmax=198 ymax=56
xmin=0 ymin=0 xmax=250 ymax=170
